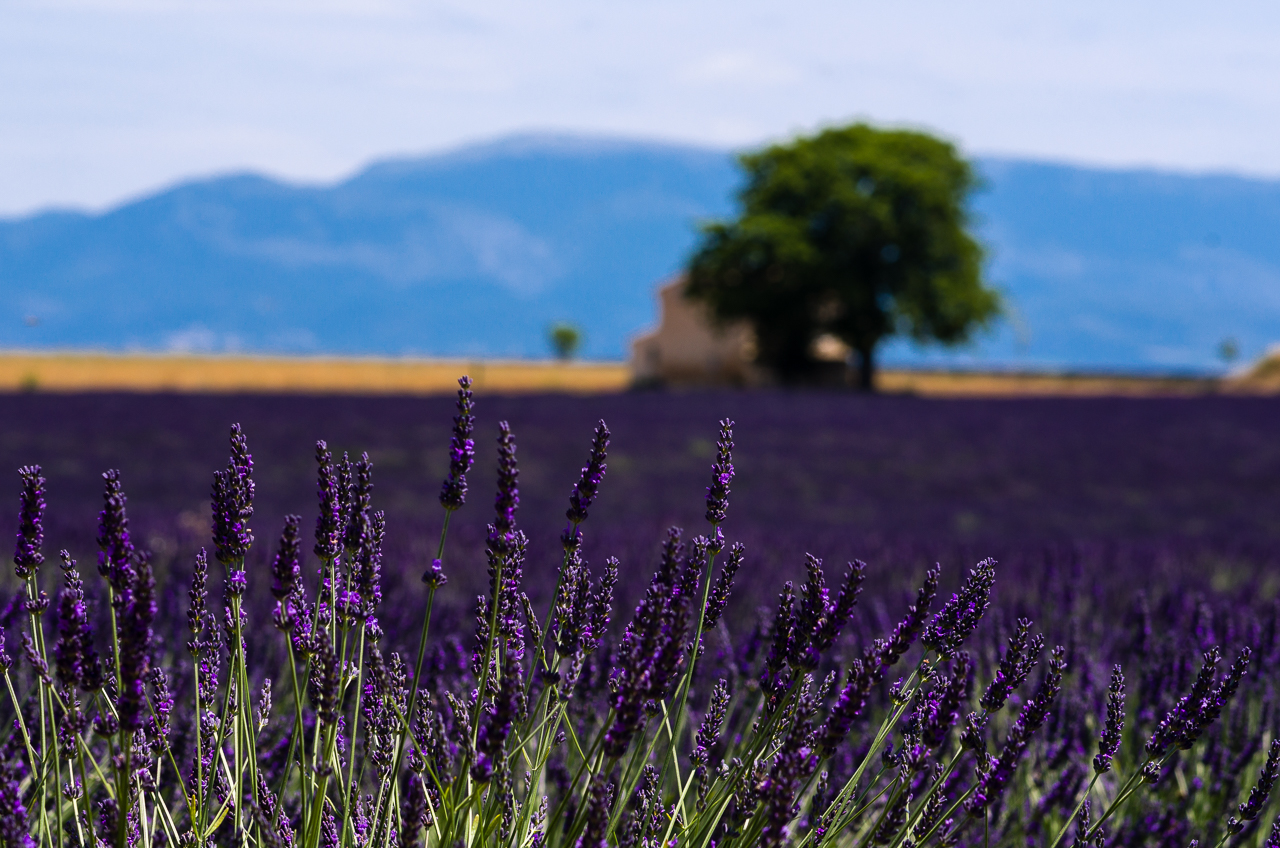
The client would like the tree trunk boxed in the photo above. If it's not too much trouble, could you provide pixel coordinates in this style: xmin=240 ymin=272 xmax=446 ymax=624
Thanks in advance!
xmin=855 ymin=345 xmax=875 ymax=392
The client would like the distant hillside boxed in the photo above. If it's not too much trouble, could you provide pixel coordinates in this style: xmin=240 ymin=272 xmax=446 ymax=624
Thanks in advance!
xmin=3 ymin=134 xmax=1279 ymax=370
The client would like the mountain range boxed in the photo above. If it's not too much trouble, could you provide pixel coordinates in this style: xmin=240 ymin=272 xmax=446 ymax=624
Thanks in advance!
xmin=3 ymin=133 xmax=1279 ymax=371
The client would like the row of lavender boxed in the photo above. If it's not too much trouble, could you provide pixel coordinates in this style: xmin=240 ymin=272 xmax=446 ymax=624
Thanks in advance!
xmin=0 ymin=381 xmax=1278 ymax=847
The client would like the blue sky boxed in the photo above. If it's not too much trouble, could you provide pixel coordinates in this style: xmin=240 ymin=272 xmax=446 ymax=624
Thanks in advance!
xmin=4 ymin=1 xmax=1280 ymax=216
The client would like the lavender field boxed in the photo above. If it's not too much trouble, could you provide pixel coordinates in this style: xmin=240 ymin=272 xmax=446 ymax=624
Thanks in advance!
xmin=2 ymin=387 xmax=1280 ymax=847
xmin=2 ymin=390 xmax=1278 ymax=616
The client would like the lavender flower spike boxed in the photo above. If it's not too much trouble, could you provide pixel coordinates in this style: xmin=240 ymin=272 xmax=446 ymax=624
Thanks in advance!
xmin=96 ymin=469 xmax=134 ymax=589
xmin=439 ymin=375 xmax=476 ymax=511
xmin=314 ymin=441 xmax=342 ymax=561
xmin=704 ymin=418 xmax=734 ymax=526
xmin=922 ymin=559 xmax=996 ymax=659
xmin=211 ymin=423 xmax=255 ymax=565
xmin=0 ymin=760 xmax=34 ymax=848
xmin=13 ymin=466 xmax=45 ymax=580
xmin=562 ymin=419 xmax=610 ymax=551
xmin=1093 ymin=665 xmax=1125 ymax=775
xmin=1227 ymin=738 xmax=1280 ymax=835
xmin=270 ymin=516 xmax=303 ymax=601
xmin=980 ymin=618 xmax=1043 ymax=713
xmin=54 ymin=552 xmax=101 ymax=693
xmin=488 ymin=422 xmax=519 ymax=556
xmin=116 ymin=552 xmax=157 ymax=732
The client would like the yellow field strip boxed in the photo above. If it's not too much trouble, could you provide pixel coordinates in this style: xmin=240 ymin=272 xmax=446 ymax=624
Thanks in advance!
xmin=0 ymin=351 xmax=1262 ymax=397
xmin=874 ymin=369 xmax=1224 ymax=397
xmin=0 ymin=352 xmax=631 ymax=395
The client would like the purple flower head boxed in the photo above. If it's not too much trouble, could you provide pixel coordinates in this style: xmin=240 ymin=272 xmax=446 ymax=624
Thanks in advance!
xmin=439 ymin=376 xmax=476 ymax=511
xmin=116 ymin=551 xmax=157 ymax=731
xmin=211 ymin=424 xmax=255 ymax=565
xmin=471 ymin=652 xmax=519 ymax=783
xmin=574 ymin=777 xmax=615 ymax=848
xmin=354 ymin=509 xmax=385 ymax=620
xmin=422 ymin=558 xmax=448 ymax=589
xmin=585 ymin=556 xmax=619 ymax=654
xmin=605 ymin=528 xmax=688 ymax=757
xmin=13 ymin=465 xmax=45 ymax=580
xmin=759 ymin=692 xmax=818 ymax=848
xmin=879 ymin=566 xmax=939 ymax=668
xmin=980 ymin=618 xmax=1043 ymax=713
xmin=692 ymin=678 xmax=731 ymax=770
xmin=54 ymin=551 xmax=101 ymax=693
xmin=702 ymin=542 xmax=745 ymax=632
xmin=487 ymin=422 xmax=520 ymax=556
xmin=704 ymin=418 xmax=734 ymax=526
xmin=792 ymin=556 xmax=866 ymax=670
xmin=270 ymin=515 xmax=302 ymax=601
xmin=96 ymin=469 xmax=134 ymax=589
xmin=562 ymin=420 xmax=610 ymax=549
xmin=817 ymin=658 xmax=880 ymax=757
xmin=1093 ymin=665 xmax=1125 ymax=774
xmin=922 ymin=652 xmax=973 ymax=749
xmin=310 ymin=629 xmax=340 ymax=727
xmin=1227 ymin=738 xmax=1280 ymax=835
xmin=552 ymin=549 xmax=590 ymax=659
xmin=0 ymin=760 xmax=34 ymax=848
xmin=922 ymin=559 xmax=996 ymax=659
xmin=965 ymin=646 xmax=1066 ymax=818
xmin=761 ymin=581 xmax=796 ymax=698
xmin=187 ymin=548 xmax=209 ymax=639
xmin=1146 ymin=646 xmax=1249 ymax=758
xmin=341 ymin=452 xmax=373 ymax=557
xmin=314 ymin=441 xmax=342 ymax=561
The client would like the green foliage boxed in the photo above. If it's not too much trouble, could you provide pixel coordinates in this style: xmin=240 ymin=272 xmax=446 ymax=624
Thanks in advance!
xmin=686 ymin=123 xmax=1000 ymax=388
xmin=548 ymin=323 xmax=582 ymax=360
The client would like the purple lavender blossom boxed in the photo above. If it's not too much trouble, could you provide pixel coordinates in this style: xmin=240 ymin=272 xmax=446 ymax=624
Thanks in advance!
xmin=0 ymin=759 xmax=34 ymax=848
xmin=471 ymin=653 xmax=519 ymax=783
xmin=922 ymin=652 xmax=973 ymax=749
xmin=488 ymin=422 xmax=520 ymax=556
xmin=314 ymin=441 xmax=342 ymax=561
xmin=702 ymin=542 xmax=745 ymax=632
xmin=980 ymin=618 xmax=1043 ymax=713
xmin=115 ymin=551 xmax=157 ymax=731
xmin=270 ymin=515 xmax=302 ymax=601
xmin=562 ymin=420 xmax=609 ymax=550
xmin=879 ymin=566 xmax=940 ymax=667
xmin=922 ymin=559 xmax=996 ymax=659
xmin=96 ymin=469 xmax=134 ymax=589
xmin=704 ymin=418 xmax=734 ymax=526
xmin=964 ymin=645 xmax=1066 ymax=817
xmin=759 ymin=692 xmax=818 ymax=848
xmin=604 ymin=529 xmax=690 ymax=757
xmin=574 ymin=777 xmax=615 ymax=848
xmin=422 ymin=558 xmax=447 ymax=589
xmin=342 ymin=452 xmax=373 ymax=556
xmin=354 ymin=510 xmax=385 ymax=621
xmin=211 ymin=424 xmax=255 ymax=565
xmin=1093 ymin=665 xmax=1125 ymax=774
xmin=310 ymin=630 xmax=340 ymax=727
xmin=13 ymin=466 xmax=44 ymax=580
xmin=53 ymin=552 xmax=101 ymax=692
xmin=1227 ymin=738 xmax=1280 ymax=835
xmin=1146 ymin=647 xmax=1250 ymax=758
xmin=439 ymin=376 xmax=476 ymax=511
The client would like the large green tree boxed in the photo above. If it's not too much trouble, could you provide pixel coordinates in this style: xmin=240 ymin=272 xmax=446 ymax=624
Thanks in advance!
xmin=686 ymin=123 xmax=1000 ymax=389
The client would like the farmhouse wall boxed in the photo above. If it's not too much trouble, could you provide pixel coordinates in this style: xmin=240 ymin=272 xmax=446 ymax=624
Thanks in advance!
xmin=629 ymin=276 xmax=760 ymax=386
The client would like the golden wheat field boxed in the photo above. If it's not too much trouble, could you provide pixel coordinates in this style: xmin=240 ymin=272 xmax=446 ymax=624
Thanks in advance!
xmin=0 ymin=350 xmax=1271 ymax=396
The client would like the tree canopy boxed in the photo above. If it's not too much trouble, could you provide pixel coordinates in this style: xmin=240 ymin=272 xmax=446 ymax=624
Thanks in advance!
xmin=685 ymin=123 xmax=1000 ymax=389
